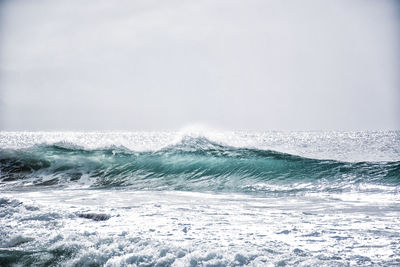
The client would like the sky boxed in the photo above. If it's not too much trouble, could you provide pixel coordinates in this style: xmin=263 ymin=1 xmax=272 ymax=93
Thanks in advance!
xmin=0 ymin=0 xmax=399 ymax=131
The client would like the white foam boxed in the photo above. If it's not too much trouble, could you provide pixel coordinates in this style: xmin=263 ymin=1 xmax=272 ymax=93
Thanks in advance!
xmin=1 ymin=189 xmax=399 ymax=265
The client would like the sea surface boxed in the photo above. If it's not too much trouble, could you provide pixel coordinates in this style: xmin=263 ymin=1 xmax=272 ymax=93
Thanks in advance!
xmin=0 ymin=131 xmax=399 ymax=266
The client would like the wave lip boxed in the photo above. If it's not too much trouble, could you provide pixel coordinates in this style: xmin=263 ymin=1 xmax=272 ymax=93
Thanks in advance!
xmin=0 ymin=136 xmax=399 ymax=193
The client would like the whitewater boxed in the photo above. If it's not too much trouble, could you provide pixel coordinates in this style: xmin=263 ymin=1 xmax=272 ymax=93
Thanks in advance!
xmin=1 ymin=131 xmax=400 ymax=266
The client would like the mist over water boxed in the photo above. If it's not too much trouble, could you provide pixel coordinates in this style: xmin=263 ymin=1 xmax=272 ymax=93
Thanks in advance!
xmin=0 ymin=0 xmax=399 ymax=130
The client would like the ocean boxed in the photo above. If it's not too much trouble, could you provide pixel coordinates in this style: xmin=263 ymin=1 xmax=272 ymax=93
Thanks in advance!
xmin=0 ymin=131 xmax=399 ymax=266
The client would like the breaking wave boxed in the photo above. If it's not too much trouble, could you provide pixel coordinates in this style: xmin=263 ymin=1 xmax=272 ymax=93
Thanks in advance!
xmin=1 ymin=136 xmax=399 ymax=193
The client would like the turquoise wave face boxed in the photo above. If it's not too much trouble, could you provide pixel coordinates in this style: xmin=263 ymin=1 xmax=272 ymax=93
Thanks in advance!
xmin=0 ymin=137 xmax=399 ymax=193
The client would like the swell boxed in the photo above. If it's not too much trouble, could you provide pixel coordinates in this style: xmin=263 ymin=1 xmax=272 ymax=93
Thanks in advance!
xmin=0 ymin=137 xmax=399 ymax=192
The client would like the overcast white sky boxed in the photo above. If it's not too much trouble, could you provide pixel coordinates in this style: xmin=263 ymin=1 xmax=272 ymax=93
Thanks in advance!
xmin=0 ymin=0 xmax=399 ymax=131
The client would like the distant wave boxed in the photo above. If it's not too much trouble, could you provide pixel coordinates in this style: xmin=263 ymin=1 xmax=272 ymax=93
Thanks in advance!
xmin=1 ymin=136 xmax=399 ymax=192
